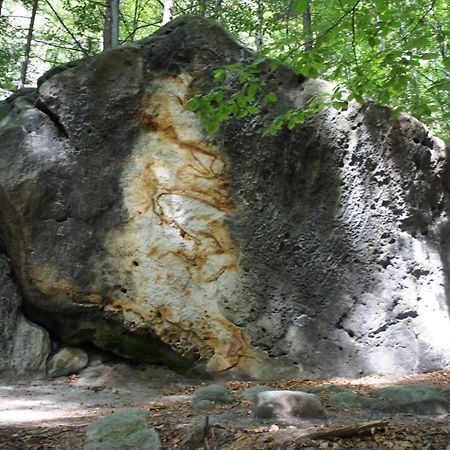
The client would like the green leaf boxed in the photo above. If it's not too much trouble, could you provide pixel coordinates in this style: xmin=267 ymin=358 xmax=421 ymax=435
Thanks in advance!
xmin=293 ymin=0 xmax=308 ymax=14
xmin=214 ymin=69 xmax=226 ymax=81
xmin=263 ymin=92 xmax=278 ymax=106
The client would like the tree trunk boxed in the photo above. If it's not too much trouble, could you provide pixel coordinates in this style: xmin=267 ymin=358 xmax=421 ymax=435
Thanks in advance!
xmin=130 ymin=0 xmax=139 ymax=40
xmin=0 ymin=0 xmax=4 ymax=16
xmin=104 ymin=0 xmax=120 ymax=49
xmin=303 ymin=0 xmax=312 ymax=52
xmin=20 ymin=0 xmax=38 ymax=88
xmin=111 ymin=0 xmax=119 ymax=46
xmin=162 ymin=0 xmax=174 ymax=25
xmin=255 ymin=0 xmax=264 ymax=53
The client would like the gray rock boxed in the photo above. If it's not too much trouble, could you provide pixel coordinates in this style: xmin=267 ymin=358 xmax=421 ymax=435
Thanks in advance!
xmin=371 ymin=384 xmax=449 ymax=415
xmin=254 ymin=390 xmax=326 ymax=419
xmin=193 ymin=399 xmax=215 ymax=411
xmin=192 ymin=384 xmax=235 ymax=406
xmin=47 ymin=346 xmax=89 ymax=377
xmin=83 ymin=407 xmax=161 ymax=450
xmin=304 ymin=384 xmax=350 ymax=395
xmin=242 ymin=385 xmax=274 ymax=401
xmin=1 ymin=16 xmax=450 ymax=378
xmin=0 ymin=254 xmax=50 ymax=379
xmin=329 ymin=391 xmax=365 ymax=409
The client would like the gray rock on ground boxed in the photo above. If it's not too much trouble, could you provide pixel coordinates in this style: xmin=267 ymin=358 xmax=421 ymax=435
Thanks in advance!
xmin=193 ymin=400 xmax=215 ymax=411
xmin=83 ymin=407 xmax=161 ymax=450
xmin=253 ymin=390 xmax=326 ymax=419
xmin=0 ymin=254 xmax=50 ymax=379
xmin=47 ymin=346 xmax=89 ymax=378
xmin=242 ymin=385 xmax=274 ymax=401
xmin=372 ymin=384 xmax=449 ymax=415
xmin=329 ymin=391 xmax=366 ymax=409
xmin=192 ymin=384 xmax=235 ymax=406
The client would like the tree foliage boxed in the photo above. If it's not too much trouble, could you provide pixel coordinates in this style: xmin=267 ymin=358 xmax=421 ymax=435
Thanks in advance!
xmin=0 ymin=0 xmax=449 ymax=142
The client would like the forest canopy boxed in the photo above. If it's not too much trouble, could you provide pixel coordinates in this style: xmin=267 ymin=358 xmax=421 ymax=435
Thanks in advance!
xmin=1 ymin=0 xmax=449 ymax=142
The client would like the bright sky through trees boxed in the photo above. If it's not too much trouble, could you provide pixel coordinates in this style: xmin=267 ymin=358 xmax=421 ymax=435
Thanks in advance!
xmin=1 ymin=0 xmax=449 ymax=141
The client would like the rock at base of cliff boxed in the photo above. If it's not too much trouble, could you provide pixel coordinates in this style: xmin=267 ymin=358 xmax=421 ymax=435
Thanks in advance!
xmin=0 ymin=255 xmax=50 ymax=379
xmin=47 ymin=346 xmax=89 ymax=378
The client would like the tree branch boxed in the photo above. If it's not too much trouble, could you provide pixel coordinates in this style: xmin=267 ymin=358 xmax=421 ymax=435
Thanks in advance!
xmin=43 ymin=0 xmax=89 ymax=56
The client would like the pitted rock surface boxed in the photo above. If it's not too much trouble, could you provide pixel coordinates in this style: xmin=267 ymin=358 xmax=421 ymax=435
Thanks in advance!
xmin=0 ymin=16 xmax=449 ymax=378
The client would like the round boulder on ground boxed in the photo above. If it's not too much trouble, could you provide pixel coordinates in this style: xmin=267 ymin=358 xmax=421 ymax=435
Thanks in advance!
xmin=254 ymin=390 xmax=326 ymax=419
xmin=83 ymin=407 xmax=161 ymax=450
xmin=373 ymin=384 xmax=449 ymax=415
xmin=192 ymin=384 xmax=235 ymax=406
xmin=242 ymin=385 xmax=274 ymax=401
xmin=47 ymin=346 xmax=89 ymax=378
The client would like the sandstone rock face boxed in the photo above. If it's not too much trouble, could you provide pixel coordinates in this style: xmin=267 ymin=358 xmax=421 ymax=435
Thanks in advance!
xmin=0 ymin=17 xmax=449 ymax=378
xmin=0 ymin=254 xmax=50 ymax=378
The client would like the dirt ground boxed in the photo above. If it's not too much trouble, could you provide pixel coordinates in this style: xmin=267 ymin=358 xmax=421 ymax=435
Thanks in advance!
xmin=0 ymin=364 xmax=449 ymax=449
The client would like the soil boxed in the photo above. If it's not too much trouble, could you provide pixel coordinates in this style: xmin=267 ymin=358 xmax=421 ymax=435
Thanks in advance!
xmin=0 ymin=364 xmax=449 ymax=450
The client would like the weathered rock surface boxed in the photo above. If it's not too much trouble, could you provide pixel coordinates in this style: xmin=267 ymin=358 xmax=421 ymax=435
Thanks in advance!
xmin=0 ymin=254 xmax=50 ymax=378
xmin=192 ymin=384 xmax=235 ymax=405
xmin=47 ymin=346 xmax=89 ymax=377
xmin=254 ymin=390 xmax=326 ymax=419
xmin=0 ymin=16 xmax=450 ymax=378
xmin=372 ymin=384 xmax=449 ymax=415
xmin=242 ymin=385 xmax=273 ymax=401
xmin=83 ymin=407 xmax=161 ymax=450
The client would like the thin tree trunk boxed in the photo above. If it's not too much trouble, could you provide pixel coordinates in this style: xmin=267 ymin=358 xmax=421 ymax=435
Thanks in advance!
xmin=104 ymin=0 xmax=120 ymax=49
xmin=255 ymin=0 xmax=264 ymax=53
xmin=0 ymin=0 xmax=4 ymax=16
xmin=20 ymin=0 xmax=38 ymax=88
xmin=111 ymin=0 xmax=119 ymax=46
xmin=130 ymin=0 xmax=139 ymax=40
xmin=303 ymin=0 xmax=312 ymax=52
xmin=162 ymin=0 xmax=174 ymax=25
xmin=103 ymin=0 xmax=112 ymax=49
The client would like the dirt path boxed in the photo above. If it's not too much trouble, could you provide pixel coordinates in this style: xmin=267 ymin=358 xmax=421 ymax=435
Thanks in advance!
xmin=0 ymin=365 xmax=449 ymax=449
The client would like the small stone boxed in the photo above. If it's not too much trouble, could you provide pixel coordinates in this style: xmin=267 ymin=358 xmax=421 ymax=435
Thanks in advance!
xmin=254 ymin=390 xmax=326 ymax=419
xmin=242 ymin=385 xmax=273 ymax=401
xmin=47 ymin=346 xmax=89 ymax=378
xmin=192 ymin=384 xmax=235 ymax=406
xmin=83 ymin=407 xmax=161 ymax=450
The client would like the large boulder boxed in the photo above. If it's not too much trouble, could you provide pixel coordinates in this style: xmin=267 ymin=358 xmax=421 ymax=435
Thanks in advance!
xmin=0 ymin=254 xmax=50 ymax=378
xmin=0 ymin=16 xmax=449 ymax=378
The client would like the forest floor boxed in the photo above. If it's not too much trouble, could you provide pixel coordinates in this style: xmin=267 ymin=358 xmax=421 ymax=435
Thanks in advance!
xmin=0 ymin=365 xmax=449 ymax=450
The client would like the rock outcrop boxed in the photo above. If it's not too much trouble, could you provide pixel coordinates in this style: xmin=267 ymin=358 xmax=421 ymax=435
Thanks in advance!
xmin=0 ymin=254 xmax=50 ymax=378
xmin=0 ymin=16 xmax=449 ymax=378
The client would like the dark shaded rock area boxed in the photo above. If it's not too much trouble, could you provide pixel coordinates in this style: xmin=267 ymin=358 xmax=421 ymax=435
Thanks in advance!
xmin=0 ymin=16 xmax=450 ymax=378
